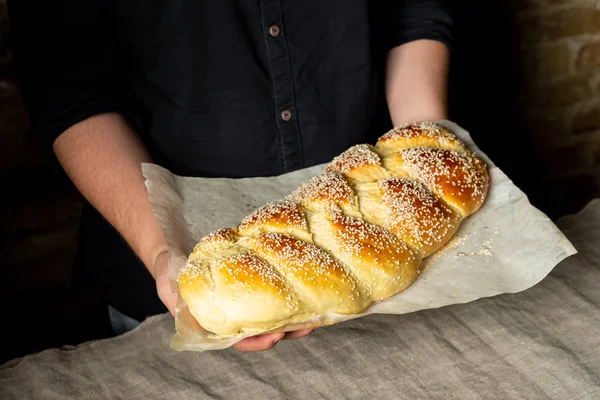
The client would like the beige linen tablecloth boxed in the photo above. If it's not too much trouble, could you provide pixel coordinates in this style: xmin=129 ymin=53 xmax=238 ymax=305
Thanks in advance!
xmin=2 ymin=199 xmax=600 ymax=400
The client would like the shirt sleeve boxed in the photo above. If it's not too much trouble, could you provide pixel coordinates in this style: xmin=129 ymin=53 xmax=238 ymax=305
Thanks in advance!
xmin=8 ymin=0 xmax=143 ymax=152
xmin=385 ymin=0 xmax=453 ymax=51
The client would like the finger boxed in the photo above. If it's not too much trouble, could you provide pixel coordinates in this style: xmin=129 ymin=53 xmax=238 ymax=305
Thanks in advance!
xmin=156 ymin=279 xmax=177 ymax=316
xmin=234 ymin=332 xmax=285 ymax=353
xmin=160 ymin=292 xmax=177 ymax=317
xmin=282 ymin=328 xmax=314 ymax=340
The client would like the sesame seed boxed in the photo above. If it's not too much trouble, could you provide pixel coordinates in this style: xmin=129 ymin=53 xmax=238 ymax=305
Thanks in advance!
xmin=179 ymin=119 xmax=490 ymax=332
xmin=324 ymin=144 xmax=381 ymax=174
xmin=238 ymin=199 xmax=309 ymax=234
xmin=400 ymin=147 xmax=487 ymax=214
xmin=288 ymin=171 xmax=357 ymax=211
xmin=379 ymin=178 xmax=459 ymax=251
xmin=377 ymin=122 xmax=465 ymax=154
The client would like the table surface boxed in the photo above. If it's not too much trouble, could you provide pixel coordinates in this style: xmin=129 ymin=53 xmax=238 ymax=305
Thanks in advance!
xmin=2 ymin=200 xmax=600 ymax=400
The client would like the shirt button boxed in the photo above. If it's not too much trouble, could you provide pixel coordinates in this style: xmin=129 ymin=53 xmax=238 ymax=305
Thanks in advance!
xmin=269 ymin=25 xmax=280 ymax=37
xmin=281 ymin=109 xmax=292 ymax=121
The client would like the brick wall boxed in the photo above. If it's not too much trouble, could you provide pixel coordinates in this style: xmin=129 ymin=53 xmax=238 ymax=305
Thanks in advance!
xmin=510 ymin=0 xmax=600 ymax=214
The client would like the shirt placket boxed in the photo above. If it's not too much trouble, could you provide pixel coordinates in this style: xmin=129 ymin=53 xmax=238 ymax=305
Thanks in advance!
xmin=260 ymin=0 xmax=304 ymax=173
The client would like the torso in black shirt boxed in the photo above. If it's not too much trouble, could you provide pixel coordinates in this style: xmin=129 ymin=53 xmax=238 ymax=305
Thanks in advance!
xmin=10 ymin=0 xmax=452 ymax=321
xmin=120 ymin=1 xmax=392 ymax=178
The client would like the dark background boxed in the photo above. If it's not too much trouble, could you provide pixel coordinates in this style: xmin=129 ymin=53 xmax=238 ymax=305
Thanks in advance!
xmin=1 ymin=1 xmax=599 ymax=364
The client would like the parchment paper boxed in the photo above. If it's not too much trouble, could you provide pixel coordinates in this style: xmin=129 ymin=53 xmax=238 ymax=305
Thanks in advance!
xmin=142 ymin=121 xmax=577 ymax=351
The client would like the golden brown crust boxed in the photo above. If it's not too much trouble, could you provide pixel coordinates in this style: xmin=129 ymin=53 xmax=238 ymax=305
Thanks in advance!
xmin=324 ymin=144 xmax=392 ymax=183
xmin=248 ymin=233 xmax=369 ymax=314
xmin=385 ymin=148 xmax=489 ymax=216
xmin=179 ymin=252 xmax=299 ymax=336
xmin=376 ymin=121 xmax=466 ymax=155
xmin=187 ymin=228 xmax=239 ymax=264
xmin=195 ymin=228 xmax=237 ymax=249
xmin=288 ymin=171 xmax=362 ymax=217
xmin=309 ymin=209 xmax=422 ymax=301
xmin=217 ymin=253 xmax=288 ymax=293
xmin=178 ymin=121 xmax=490 ymax=337
xmin=379 ymin=178 xmax=461 ymax=256
xmin=237 ymin=200 xmax=312 ymax=243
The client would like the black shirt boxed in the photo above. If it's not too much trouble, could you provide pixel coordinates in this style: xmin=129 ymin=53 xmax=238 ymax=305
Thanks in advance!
xmin=9 ymin=0 xmax=452 ymax=321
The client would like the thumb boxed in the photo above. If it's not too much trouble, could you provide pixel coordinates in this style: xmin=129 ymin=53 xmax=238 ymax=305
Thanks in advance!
xmin=154 ymin=250 xmax=177 ymax=316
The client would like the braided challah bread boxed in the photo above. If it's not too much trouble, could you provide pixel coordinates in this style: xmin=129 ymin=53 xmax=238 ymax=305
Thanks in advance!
xmin=178 ymin=122 xmax=489 ymax=337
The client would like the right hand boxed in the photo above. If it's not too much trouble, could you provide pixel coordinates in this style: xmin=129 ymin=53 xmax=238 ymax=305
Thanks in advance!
xmin=153 ymin=249 xmax=314 ymax=352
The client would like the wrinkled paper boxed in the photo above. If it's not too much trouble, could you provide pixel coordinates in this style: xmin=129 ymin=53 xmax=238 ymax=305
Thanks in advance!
xmin=142 ymin=121 xmax=578 ymax=351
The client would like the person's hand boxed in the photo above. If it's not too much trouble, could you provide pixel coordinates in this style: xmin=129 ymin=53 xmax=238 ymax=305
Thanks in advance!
xmin=153 ymin=249 xmax=315 ymax=352
xmin=154 ymin=249 xmax=178 ymax=316
xmin=230 ymin=328 xmax=314 ymax=352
